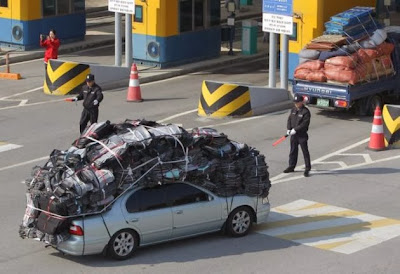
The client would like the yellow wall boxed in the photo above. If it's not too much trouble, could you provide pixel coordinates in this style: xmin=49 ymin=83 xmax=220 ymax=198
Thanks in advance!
xmin=0 ymin=0 xmax=41 ymax=20
xmin=133 ymin=0 xmax=178 ymax=37
xmin=290 ymin=0 xmax=376 ymax=53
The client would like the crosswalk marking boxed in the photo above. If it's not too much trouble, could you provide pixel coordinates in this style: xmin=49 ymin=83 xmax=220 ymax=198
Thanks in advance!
xmin=0 ymin=142 xmax=22 ymax=153
xmin=256 ymin=199 xmax=400 ymax=254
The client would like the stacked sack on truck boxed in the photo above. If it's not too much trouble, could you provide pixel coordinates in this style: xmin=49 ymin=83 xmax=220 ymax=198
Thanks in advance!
xmin=294 ymin=6 xmax=396 ymax=85
xmin=19 ymin=119 xmax=271 ymax=245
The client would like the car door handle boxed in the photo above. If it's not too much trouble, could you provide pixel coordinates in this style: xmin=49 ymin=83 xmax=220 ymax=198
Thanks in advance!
xmin=130 ymin=218 xmax=139 ymax=222
xmin=175 ymin=210 xmax=183 ymax=215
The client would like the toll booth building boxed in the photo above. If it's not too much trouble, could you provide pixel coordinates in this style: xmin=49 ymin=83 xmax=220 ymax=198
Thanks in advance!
xmin=133 ymin=0 xmax=221 ymax=68
xmin=0 ymin=0 xmax=85 ymax=50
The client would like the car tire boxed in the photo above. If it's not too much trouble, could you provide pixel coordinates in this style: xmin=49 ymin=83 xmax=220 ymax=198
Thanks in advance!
xmin=226 ymin=206 xmax=253 ymax=237
xmin=107 ymin=229 xmax=138 ymax=260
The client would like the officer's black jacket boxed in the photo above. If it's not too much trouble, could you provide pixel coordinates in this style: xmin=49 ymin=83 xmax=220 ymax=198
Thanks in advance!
xmin=76 ymin=83 xmax=103 ymax=110
xmin=287 ymin=105 xmax=311 ymax=135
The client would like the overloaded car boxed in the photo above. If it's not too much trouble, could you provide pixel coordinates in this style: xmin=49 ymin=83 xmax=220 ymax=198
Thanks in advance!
xmin=59 ymin=182 xmax=270 ymax=260
xmin=19 ymin=120 xmax=271 ymax=260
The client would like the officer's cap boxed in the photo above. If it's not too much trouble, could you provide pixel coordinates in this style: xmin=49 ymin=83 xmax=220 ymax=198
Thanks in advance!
xmin=293 ymin=95 xmax=303 ymax=103
xmin=86 ymin=74 xmax=95 ymax=81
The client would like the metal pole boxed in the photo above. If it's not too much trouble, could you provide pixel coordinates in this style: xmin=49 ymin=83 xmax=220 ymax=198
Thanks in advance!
xmin=5 ymin=53 xmax=10 ymax=73
xmin=268 ymin=32 xmax=277 ymax=87
xmin=115 ymin=12 xmax=122 ymax=66
xmin=125 ymin=13 xmax=133 ymax=67
xmin=280 ymin=34 xmax=289 ymax=90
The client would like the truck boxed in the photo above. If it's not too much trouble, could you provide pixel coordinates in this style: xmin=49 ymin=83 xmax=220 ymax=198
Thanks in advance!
xmin=292 ymin=32 xmax=400 ymax=116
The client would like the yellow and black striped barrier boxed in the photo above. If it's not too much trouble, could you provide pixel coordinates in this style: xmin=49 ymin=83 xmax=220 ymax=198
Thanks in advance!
xmin=44 ymin=60 xmax=90 ymax=95
xmin=383 ymin=104 xmax=400 ymax=148
xmin=198 ymin=81 xmax=252 ymax=118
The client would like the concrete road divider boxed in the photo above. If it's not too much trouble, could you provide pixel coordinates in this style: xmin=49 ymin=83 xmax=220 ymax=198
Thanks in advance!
xmin=44 ymin=60 xmax=90 ymax=95
xmin=198 ymin=80 xmax=291 ymax=118
xmin=198 ymin=81 xmax=252 ymax=118
xmin=44 ymin=59 xmax=130 ymax=95
xmin=383 ymin=104 xmax=400 ymax=148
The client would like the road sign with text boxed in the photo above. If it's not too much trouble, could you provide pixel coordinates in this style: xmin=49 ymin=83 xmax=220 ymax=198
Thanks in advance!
xmin=262 ymin=0 xmax=293 ymax=35
xmin=108 ymin=0 xmax=135 ymax=14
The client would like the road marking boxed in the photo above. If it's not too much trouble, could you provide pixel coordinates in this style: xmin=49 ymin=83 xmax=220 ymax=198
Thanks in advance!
xmin=270 ymin=138 xmax=371 ymax=184
xmin=256 ymin=199 xmax=400 ymax=254
xmin=0 ymin=87 xmax=42 ymax=100
xmin=157 ymin=109 xmax=198 ymax=123
xmin=339 ymin=153 xmax=373 ymax=163
xmin=0 ymin=98 xmax=65 ymax=111
xmin=0 ymin=142 xmax=23 ymax=153
xmin=314 ymin=161 xmax=347 ymax=168
xmin=272 ymin=154 xmax=400 ymax=184
xmin=0 ymin=156 xmax=48 ymax=172
xmin=18 ymin=99 xmax=28 ymax=106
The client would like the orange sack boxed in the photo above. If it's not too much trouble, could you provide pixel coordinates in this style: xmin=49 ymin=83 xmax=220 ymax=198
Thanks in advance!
xmin=325 ymin=55 xmax=358 ymax=69
xmin=295 ymin=60 xmax=324 ymax=71
xmin=294 ymin=68 xmax=311 ymax=80
xmin=324 ymin=63 xmax=353 ymax=71
xmin=325 ymin=65 xmax=367 ymax=85
xmin=306 ymin=71 xmax=327 ymax=82
xmin=376 ymin=42 xmax=395 ymax=56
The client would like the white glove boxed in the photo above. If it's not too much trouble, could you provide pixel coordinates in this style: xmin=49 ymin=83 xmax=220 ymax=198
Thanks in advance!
xmin=286 ymin=130 xmax=291 ymax=136
xmin=289 ymin=129 xmax=296 ymax=136
xmin=93 ymin=100 xmax=98 ymax=106
xmin=73 ymin=97 xmax=78 ymax=101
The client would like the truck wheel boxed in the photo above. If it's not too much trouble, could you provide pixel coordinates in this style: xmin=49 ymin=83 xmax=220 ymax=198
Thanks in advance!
xmin=107 ymin=229 xmax=138 ymax=260
xmin=368 ymin=95 xmax=382 ymax=116
xmin=226 ymin=206 xmax=254 ymax=237
xmin=355 ymin=99 xmax=368 ymax=116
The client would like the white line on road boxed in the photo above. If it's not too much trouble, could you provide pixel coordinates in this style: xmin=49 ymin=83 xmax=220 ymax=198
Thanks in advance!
xmin=0 ymin=143 xmax=23 ymax=153
xmin=271 ymin=154 xmax=400 ymax=184
xmin=18 ymin=99 xmax=28 ymax=106
xmin=0 ymin=98 xmax=65 ymax=111
xmin=0 ymin=156 xmax=48 ymax=172
xmin=270 ymin=138 xmax=370 ymax=182
xmin=339 ymin=153 xmax=373 ymax=163
xmin=157 ymin=109 xmax=198 ymax=123
xmin=0 ymin=87 xmax=42 ymax=100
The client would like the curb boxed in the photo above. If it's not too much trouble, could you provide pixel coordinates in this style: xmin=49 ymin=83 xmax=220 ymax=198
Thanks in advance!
xmin=102 ymin=51 xmax=268 ymax=91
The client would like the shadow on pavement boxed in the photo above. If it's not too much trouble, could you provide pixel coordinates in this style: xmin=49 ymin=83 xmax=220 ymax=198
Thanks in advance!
xmin=315 ymin=109 xmax=372 ymax=123
xmin=50 ymin=231 xmax=297 ymax=266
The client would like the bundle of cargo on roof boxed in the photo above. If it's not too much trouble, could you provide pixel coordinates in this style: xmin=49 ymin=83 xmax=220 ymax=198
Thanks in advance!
xmin=19 ymin=119 xmax=271 ymax=246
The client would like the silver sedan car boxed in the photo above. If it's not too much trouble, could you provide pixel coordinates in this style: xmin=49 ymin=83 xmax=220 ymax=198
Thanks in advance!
xmin=57 ymin=182 xmax=270 ymax=260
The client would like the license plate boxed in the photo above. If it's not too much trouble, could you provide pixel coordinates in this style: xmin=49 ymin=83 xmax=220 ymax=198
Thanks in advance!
xmin=317 ymin=98 xmax=329 ymax=107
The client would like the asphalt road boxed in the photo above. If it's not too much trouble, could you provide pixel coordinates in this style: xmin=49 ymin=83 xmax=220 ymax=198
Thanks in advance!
xmin=1 ymin=52 xmax=400 ymax=274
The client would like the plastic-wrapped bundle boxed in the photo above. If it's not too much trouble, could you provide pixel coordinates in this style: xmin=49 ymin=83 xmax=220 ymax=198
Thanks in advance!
xmin=73 ymin=121 xmax=114 ymax=149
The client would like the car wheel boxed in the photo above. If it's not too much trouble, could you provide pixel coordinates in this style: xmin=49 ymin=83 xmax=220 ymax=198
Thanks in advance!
xmin=108 ymin=229 xmax=138 ymax=260
xmin=226 ymin=206 xmax=253 ymax=237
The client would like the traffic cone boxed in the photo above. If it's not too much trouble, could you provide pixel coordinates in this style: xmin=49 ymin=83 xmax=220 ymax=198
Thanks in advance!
xmin=127 ymin=63 xmax=143 ymax=102
xmin=368 ymin=106 xmax=385 ymax=151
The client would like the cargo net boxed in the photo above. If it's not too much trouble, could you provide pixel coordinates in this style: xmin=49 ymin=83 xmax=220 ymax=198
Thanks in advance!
xmin=19 ymin=119 xmax=271 ymax=246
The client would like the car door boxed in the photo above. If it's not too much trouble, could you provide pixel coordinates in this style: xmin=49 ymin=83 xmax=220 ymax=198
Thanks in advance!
xmin=122 ymin=186 xmax=173 ymax=245
xmin=166 ymin=183 xmax=223 ymax=238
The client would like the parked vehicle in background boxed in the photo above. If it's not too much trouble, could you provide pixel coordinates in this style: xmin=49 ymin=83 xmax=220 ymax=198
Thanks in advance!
xmin=293 ymin=32 xmax=400 ymax=116
xmin=57 ymin=182 xmax=270 ymax=260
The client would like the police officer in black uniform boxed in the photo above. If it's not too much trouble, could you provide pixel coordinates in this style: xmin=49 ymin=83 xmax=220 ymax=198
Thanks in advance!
xmin=67 ymin=74 xmax=104 ymax=133
xmin=284 ymin=94 xmax=311 ymax=177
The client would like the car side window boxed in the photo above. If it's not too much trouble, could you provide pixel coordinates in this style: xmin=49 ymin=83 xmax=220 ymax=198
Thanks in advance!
xmin=126 ymin=187 xmax=168 ymax=213
xmin=165 ymin=183 xmax=209 ymax=206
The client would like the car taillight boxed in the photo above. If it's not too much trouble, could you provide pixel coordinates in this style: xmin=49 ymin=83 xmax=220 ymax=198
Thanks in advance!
xmin=69 ymin=225 xmax=84 ymax=236
xmin=334 ymin=100 xmax=348 ymax=108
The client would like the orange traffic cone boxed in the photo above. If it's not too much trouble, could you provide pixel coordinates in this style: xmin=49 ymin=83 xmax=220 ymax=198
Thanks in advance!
xmin=368 ymin=106 xmax=385 ymax=151
xmin=127 ymin=63 xmax=143 ymax=102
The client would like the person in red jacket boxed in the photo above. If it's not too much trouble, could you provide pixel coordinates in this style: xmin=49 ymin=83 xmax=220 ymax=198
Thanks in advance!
xmin=40 ymin=29 xmax=60 ymax=71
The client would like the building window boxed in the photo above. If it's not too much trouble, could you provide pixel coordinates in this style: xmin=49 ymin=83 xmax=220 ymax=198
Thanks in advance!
xmin=73 ymin=0 xmax=85 ymax=12
xmin=0 ymin=0 xmax=8 ymax=8
xmin=43 ymin=0 xmax=56 ymax=16
xmin=134 ymin=5 xmax=143 ymax=23
xmin=180 ymin=0 xmax=207 ymax=33
xmin=43 ymin=0 xmax=82 ymax=16
xmin=289 ymin=22 xmax=298 ymax=41
xmin=57 ymin=0 xmax=71 ymax=15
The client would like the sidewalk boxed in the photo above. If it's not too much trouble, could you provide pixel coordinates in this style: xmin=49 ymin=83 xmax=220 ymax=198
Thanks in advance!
xmin=1 ymin=1 xmax=267 ymax=88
